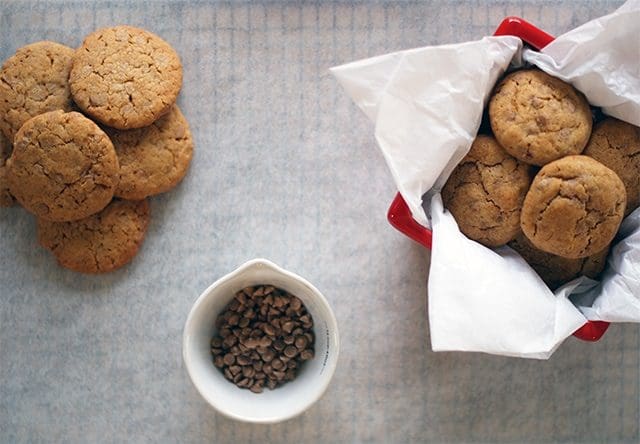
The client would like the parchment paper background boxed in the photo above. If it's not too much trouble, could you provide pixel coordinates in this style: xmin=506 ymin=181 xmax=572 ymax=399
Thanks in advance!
xmin=0 ymin=1 xmax=637 ymax=443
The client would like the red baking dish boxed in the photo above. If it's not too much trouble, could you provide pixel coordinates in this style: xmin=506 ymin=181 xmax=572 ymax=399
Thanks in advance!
xmin=386 ymin=16 xmax=610 ymax=343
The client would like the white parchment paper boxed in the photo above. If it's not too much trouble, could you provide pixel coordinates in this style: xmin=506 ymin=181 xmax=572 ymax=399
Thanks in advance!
xmin=331 ymin=36 xmax=522 ymax=227
xmin=332 ymin=0 xmax=640 ymax=358
xmin=524 ymin=0 xmax=640 ymax=126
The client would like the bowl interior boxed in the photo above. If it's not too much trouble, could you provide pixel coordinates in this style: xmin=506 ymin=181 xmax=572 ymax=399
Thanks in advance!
xmin=183 ymin=260 xmax=339 ymax=423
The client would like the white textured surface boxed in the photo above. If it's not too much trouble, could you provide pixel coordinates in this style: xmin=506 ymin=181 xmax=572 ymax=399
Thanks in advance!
xmin=0 ymin=1 xmax=637 ymax=443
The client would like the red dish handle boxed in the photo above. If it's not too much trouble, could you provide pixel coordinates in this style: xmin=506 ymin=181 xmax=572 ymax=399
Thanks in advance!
xmin=494 ymin=16 xmax=555 ymax=50
xmin=386 ymin=16 xmax=610 ymax=342
xmin=572 ymin=320 xmax=610 ymax=341
xmin=387 ymin=192 xmax=432 ymax=249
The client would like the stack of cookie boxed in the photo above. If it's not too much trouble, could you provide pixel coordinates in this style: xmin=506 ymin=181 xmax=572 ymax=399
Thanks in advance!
xmin=443 ymin=69 xmax=640 ymax=289
xmin=0 ymin=26 xmax=193 ymax=273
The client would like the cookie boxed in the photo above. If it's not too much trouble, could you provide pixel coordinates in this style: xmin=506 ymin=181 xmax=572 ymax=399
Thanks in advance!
xmin=489 ymin=69 xmax=592 ymax=166
xmin=520 ymin=155 xmax=626 ymax=259
xmin=6 ymin=110 xmax=119 ymax=221
xmin=107 ymin=105 xmax=193 ymax=200
xmin=0 ymin=133 xmax=15 ymax=207
xmin=583 ymin=118 xmax=640 ymax=216
xmin=0 ymin=41 xmax=75 ymax=140
xmin=442 ymin=135 xmax=534 ymax=247
xmin=69 ymin=26 xmax=183 ymax=129
xmin=38 ymin=199 xmax=150 ymax=273
xmin=509 ymin=233 xmax=609 ymax=290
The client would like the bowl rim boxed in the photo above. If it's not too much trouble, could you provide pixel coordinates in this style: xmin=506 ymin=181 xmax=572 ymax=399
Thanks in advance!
xmin=182 ymin=257 xmax=340 ymax=424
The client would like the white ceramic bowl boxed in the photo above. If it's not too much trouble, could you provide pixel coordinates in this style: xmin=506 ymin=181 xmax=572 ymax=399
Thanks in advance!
xmin=183 ymin=258 xmax=340 ymax=423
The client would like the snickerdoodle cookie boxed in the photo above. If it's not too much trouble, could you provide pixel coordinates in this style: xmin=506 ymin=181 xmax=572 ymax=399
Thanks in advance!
xmin=69 ymin=26 xmax=183 ymax=129
xmin=520 ymin=155 xmax=626 ymax=259
xmin=509 ymin=233 xmax=609 ymax=290
xmin=107 ymin=105 xmax=193 ymax=200
xmin=0 ymin=41 xmax=75 ymax=141
xmin=6 ymin=110 xmax=119 ymax=221
xmin=489 ymin=69 xmax=592 ymax=166
xmin=583 ymin=118 xmax=640 ymax=216
xmin=442 ymin=135 xmax=534 ymax=247
xmin=0 ymin=133 xmax=14 ymax=207
xmin=38 ymin=199 xmax=150 ymax=273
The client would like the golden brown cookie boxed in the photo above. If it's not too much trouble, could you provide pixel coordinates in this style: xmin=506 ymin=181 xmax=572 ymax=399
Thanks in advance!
xmin=583 ymin=118 xmax=640 ymax=216
xmin=38 ymin=199 xmax=150 ymax=273
xmin=0 ymin=133 xmax=15 ymax=207
xmin=107 ymin=105 xmax=193 ymax=200
xmin=442 ymin=135 xmax=534 ymax=247
xmin=521 ymin=155 xmax=626 ymax=259
xmin=489 ymin=69 xmax=592 ymax=166
xmin=509 ymin=233 xmax=609 ymax=290
xmin=6 ymin=110 xmax=119 ymax=221
xmin=69 ymin=26 xmax=183 ymax=130
xmin=0 ymin=41 xmax=75 ymax=141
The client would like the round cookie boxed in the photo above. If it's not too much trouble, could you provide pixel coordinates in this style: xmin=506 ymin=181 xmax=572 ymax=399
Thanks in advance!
xmin=69 ymin=26 xmax=183 ymax=129
xmin=0 ymin=133 xmax=15 ymax=207
xmin=6 ymin=110 xmax=119 ymax=221
xmin=583 ymin=118 xmax=640 ymax=216
xmin=442 ymin=135 xmax=534 ymax=247
xmin=489 ymin=69 xmax=592 ymax=166
xmin=520 ymin=155 xmax=626 ymax=259
xmin=38 ymin=199 xmax=150 ymax=273
xmin=0 ymin=41 xmax=75 ymax=140
xmin=509 ymin=233 xmax=609 ymax=290
xmin=107 ymin=105 xmax=193 ymax=200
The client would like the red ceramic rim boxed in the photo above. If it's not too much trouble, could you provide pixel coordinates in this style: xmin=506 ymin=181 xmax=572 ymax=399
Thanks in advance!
xmin=386 ymin=16 xmax=609 ymax=342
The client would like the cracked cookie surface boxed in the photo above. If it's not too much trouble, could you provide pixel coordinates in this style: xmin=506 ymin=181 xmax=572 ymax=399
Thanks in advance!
xmin=520 ymin=155 xmax=626 ymax=259
xmin=0 ymin=41 xmax=75 ymax=141
xmin=38 ymin=198 xmax=150 ymax=273
xmin=6 ymin=110 xmax=119 ymax=221
xmin=69 ymin=26 xmax=182 ymax=129
xmin=489 ymin=69 xmax=592 ymax=166
xmin=509 ymin=232 xmax=608 ymax=290
xmin=107 ymin=105 xmax=193 ymax=200
xmin=583 ymin=118 xmax=640 ymax=216
xmin=442 ymin=135 xmax=534 ymax=247
xmin=0 ymin=133 xmax=15 ymax=207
